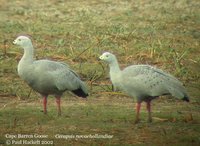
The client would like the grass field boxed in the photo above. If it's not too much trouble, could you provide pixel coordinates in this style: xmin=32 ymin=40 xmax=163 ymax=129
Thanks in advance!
xmin=0 ymin=0 xmax=200 ymax=145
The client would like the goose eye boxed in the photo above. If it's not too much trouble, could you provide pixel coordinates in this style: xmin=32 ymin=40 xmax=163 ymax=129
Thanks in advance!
xmin=106 ymin=55 xmax=109 ymax=57
xmin=18 ymin=39 xmax=21 ymax=41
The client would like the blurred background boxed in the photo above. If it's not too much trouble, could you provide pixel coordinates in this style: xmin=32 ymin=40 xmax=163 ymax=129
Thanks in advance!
xmin=0 ymin=0 xmax=199 ymax=145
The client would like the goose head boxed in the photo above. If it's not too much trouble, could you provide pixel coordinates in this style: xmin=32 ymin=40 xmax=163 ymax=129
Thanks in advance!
xmin=99 ymin=52 xmax=116 ymax=64
xmin=13 ymin=36 xmax=32 ymax=48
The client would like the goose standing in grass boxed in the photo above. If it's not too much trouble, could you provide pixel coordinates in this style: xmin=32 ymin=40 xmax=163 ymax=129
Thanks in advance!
xmin=99 ymin=52 xmax=189 ymax=123
xmin=13 ymin=36 xmax=88 ymax=115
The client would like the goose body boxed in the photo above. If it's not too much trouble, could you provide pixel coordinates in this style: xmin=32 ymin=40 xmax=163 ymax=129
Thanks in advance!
xmin=99 ymin=52 xmax=189 ymax=123
xmin=13 ymin=36 xmax=88 ymax=115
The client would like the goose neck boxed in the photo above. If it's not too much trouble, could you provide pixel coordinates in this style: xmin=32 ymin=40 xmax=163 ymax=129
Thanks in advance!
xmin=21 ymin=44 xmax=34 ymax=63
xmin=109 ymin=59 xmax=121 ymax=74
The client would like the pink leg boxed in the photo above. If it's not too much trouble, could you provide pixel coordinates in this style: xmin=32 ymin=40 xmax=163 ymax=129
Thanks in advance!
xmin=43 ymin=96 xmax=47 ymax=114
xmin=146 ymin=101 xmax=152 ymax=122
xmin=56 ymin=96 xmax=61 ymax=116
xmin=135 ymin=102 xmax=141 ymax=124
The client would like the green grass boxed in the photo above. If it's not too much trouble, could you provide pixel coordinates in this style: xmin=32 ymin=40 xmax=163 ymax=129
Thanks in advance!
xmin=0 ymin=0 xmax=200 ymax=145
xmin=0 ymin=98 xmax=200 ymax=146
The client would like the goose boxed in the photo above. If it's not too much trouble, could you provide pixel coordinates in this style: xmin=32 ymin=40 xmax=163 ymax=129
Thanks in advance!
xmin=13 ymin=35 xmax=88 ymax=115
xmin=99 ymin=52 xmax=189 ymax=123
